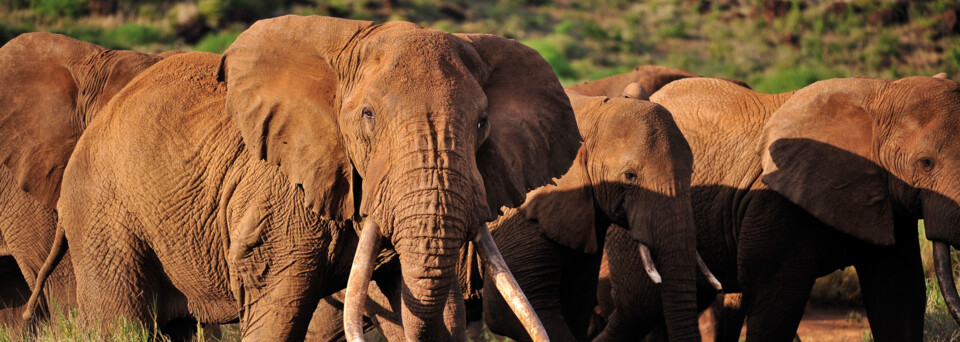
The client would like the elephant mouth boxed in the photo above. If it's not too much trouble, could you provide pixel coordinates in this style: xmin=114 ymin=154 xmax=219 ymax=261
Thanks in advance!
xmin=933 ymin=241 xmax=960 ymax=326
xmin=342 ymin=218 xmax=549 ymax=341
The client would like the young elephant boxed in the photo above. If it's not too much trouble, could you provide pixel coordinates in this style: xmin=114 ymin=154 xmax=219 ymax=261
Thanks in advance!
xmin=27 ymin=15 xmax=580 ymax=341
xmin=601 ymin=74 xmax=960 ymax=341
xmin=310 ymin=90 xmax=715 ymax=342
xmin=482 ymin=91 xmax=710 ymax=342
xmin=0 ymin=32 xmax=167 ymax=333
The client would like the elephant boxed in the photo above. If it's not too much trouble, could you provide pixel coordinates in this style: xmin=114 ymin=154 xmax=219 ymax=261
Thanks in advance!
xmin=0 ymin=32 xmax=169 ymax=334
xmin=596 ymin=74 xmax=960 ymax=341
xmin=25 ymin=15 xmax=580 ymax=341
xmin=304 ymin=88 xmax=718 ymax=342
xmin=566 ymin=65 xmax=750 ymax=101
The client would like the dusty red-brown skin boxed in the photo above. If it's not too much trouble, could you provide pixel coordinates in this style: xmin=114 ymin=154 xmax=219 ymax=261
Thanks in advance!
xmin=0 ymin=32 xmax=168 ymax=333
xmin=598 ymin=75 xmax=960 ymax=341
xmin=27 ymin=15 xmax=581 ymax=341
xmin=307 ymin=91 xmax=706 ymax=342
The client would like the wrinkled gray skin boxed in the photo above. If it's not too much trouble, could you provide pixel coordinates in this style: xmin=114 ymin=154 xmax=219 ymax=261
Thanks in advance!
xmin=35 ymin=15 xmax=580 ymax=341
xmin=309 ymin=91 xmax=703 ymax=342
xmin=0 ymin=32 xmax=168 ymax=334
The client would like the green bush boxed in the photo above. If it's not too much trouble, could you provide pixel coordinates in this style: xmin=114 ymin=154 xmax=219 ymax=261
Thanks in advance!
xmin=193 ymin=31 xmax=240 ymax=53
xmin=521 ymin=36 xmax=578 ymax=82
xmin=30 ymin=0 xmax=85 ymax=18
xmin=752 ymin=67 xmax=841 ymax=93
xmin=55 ymin=23 xmax=165 ymax=49
xmin=659 ymin=21 xmax=686 ymax=39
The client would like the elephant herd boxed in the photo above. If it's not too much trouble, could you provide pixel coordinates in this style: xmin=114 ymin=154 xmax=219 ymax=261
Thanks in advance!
xmin=1 ymin=14 xmax=960 ymax=342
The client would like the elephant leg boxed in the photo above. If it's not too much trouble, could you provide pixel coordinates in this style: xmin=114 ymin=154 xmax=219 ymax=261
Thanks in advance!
xmin=594 ymin=226 xmax=662 ymax=342
xmin=0 ymin=255 xmax=30 ymax=335
xmin=712 ymin=293 xmax=745 ymax=342
xmin=740 ymin=261 xmax=816 ymax=341
xmin=231 ymin=208 xmax=324 ymax=341
xmin=482 ymin=221 xmax=574 ymax=341
xmin=368 ymin=277 xmax=406 ymax=342
xmin=72 ymin=231 xmax=160 ymax=333
xmin=560 ymin=247 xmax=601 ymax=341
xmin=303 ymin=293 xmax=378 ymax=342
xmin=855 ymin=219 xmax=924 ymax=342
xmin=738 ymin=201 xmax=821 ymax=341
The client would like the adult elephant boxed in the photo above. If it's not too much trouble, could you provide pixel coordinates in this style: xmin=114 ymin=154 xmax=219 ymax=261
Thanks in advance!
xmin=0 ymin=32 xmax=168 ymax=333
xmin=26 ymin=15 xmax=579 ymax=341
xmin=306 ymin=90 xmax=716 ymax=342
xmin=599 ymin=74 xmax=960 ymax=341
xmin=566 ymin=65 xmax=750 ymax=101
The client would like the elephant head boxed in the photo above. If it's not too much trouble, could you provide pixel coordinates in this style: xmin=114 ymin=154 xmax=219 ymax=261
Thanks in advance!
xmin=759 ymin=74 xmax=960 ymax=326
xmin=0 ymin=32 xmax=164 ymax=208
xmin=519 ymin=91 xmax=706 ymax=340
xmin=216 ymin=16 xmax=580 ymax=340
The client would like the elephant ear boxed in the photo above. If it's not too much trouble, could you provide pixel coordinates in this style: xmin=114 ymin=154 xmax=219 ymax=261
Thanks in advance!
xmin=760 ymin=82 xmax=895 ymax=245
xmin=218 ymin=15 xmax=373 ymax=221
xmin=0 ymin=33 xmax=103 ymax=208
xmin=521 ymin=148 xmax=598 ymax=254
xmin=455 ymin=34 xmax=582 ymax=214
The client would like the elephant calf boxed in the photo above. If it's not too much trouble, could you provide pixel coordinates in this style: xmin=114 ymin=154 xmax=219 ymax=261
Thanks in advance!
xmin=600 ymin=74 xmax=960 ymax=341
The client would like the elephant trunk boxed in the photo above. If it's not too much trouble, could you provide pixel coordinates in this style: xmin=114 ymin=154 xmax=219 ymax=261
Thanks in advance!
xmin=395 ymin=226 xmax=463 ymax=341
xmin=923 ymin=195 xmax=960 ymax=328
xmin=933 ymin=241 xmax=960 ymax=327
xmin=630 ymin=194 xmax=700 ymax=341
xmin=390 ymin=166 xmax=472 ymax=341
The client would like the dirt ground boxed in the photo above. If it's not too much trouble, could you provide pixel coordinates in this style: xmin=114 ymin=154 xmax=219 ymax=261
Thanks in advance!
xmin=699 ymin=305 xmax=870 ymax=342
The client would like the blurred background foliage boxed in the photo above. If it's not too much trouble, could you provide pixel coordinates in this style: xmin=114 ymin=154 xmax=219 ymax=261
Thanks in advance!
xmin=2 ymin=0 xmax=960 ymax=91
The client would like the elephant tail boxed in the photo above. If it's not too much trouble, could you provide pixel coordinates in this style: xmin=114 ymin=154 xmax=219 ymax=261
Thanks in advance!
xmin=22 ymin=222 xmax=68 ymax=321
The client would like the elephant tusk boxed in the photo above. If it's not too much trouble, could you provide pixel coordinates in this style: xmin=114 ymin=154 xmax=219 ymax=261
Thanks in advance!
xmin=344 ymin=218 xmax=381 ymax=342
xmin=474 ymin=224 xmax=550 ymax=342
xmin=697 ymin=253 xmax=723 ymax=292
xmin=933 ymin=241 xmax=960 ymax=327
xmin=638 ymin=244 xmax=662 ymax=284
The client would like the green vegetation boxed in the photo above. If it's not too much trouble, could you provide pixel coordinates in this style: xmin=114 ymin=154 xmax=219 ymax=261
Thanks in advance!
xmin=193 ymin=30 xmax=239 ymax=53
xmin=3 ymin=0 xmax=958 ymax=89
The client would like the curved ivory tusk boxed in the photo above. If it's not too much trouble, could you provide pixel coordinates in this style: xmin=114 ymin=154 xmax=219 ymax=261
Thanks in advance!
xmin=475 ymin=224 xmax=550 ymax=342
xmin=697 ymin=253 xmax=723 ymax=292
xmin=933 ymin=241 xmax=960 ymax=327
xmin=344 ymin=219 xmax=381 ymax=342
xmin=638 ymin=244 xmax=662 ymax=284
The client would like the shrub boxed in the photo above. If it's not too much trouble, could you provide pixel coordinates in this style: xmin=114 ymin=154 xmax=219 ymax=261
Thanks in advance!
xmin=193 ymin=31 xmax=240 ymax=53
xmin=752 ymin=66 xmax=841 ymax=93
xmin=55 ymin=23 xmax=166 ymax=49
xmin=521 ymin=36 xmax=578 ymax=81
xmin=30 ymin=0 xmax=85 ymax=18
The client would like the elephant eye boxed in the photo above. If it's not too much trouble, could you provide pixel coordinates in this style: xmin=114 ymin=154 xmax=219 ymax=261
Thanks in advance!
xmin=477 ymin=116 xmax=488 ymax=130
xmin=362 ymin=108 xmax=375 ymax=119
xmin=919 ymin=157 xmax=935 ymax=171
xmin=624 ymin=171 xmax=638 ymax=182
